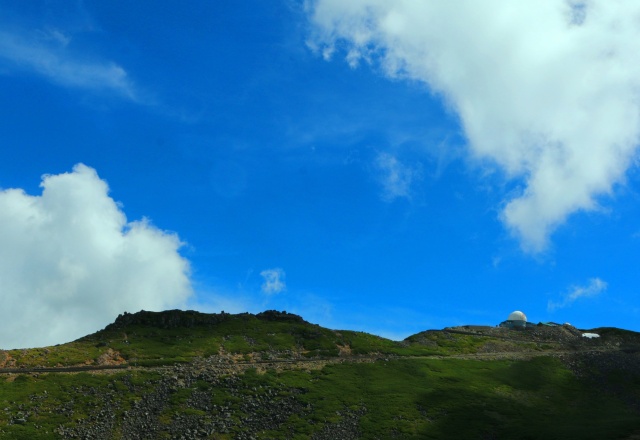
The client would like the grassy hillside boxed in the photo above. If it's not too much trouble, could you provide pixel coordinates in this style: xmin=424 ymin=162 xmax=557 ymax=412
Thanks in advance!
xmin=1 ymin=310 xmax=640 ymax=439
xmin=1 ymin=310 xmax=407 ymax=368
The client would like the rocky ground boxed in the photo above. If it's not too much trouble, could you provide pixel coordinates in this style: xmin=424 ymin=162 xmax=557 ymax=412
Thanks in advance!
xmin=559 ymin=350 xmax=640 ymax=410
xmin=6 ymin=345 xmax=638 ymax=439
xmin=52 ymin=363 xmax=312 ymax=439
xmin=2 ymin=315 xmax=640 ymax=439
xmin=5 ymin=354 xmax=372 ymax=440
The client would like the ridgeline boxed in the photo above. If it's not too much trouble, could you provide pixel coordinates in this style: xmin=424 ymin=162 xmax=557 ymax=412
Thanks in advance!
xmin=1 ymin=309 xmax=640 ymax=439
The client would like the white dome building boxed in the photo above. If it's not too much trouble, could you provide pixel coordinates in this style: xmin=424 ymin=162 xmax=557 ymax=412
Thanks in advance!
xmin=507 ymin=311 xmax=527 ymax=322
xmin=500 ymin=310 xmax=529 ymax=329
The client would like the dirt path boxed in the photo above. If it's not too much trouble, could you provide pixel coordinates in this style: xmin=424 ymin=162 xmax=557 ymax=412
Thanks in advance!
xmin=0 ymin=348 xmax=618 ymax=376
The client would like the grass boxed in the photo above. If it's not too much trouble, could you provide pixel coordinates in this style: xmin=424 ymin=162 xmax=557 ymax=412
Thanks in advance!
xmin=1 ymin=355 xmax=639 ymax=439
xmin=2 ymin=311 xmax=640 ymax=438
xmin=2 ymin=313 xmax=422 ymax=368
xmin=1 ymin=312 xmax=554 ymax=370
xmin=258 ymin=356 xmax=640 ymax=439
xmin=0 ymin=370 xmax=162 ymax=439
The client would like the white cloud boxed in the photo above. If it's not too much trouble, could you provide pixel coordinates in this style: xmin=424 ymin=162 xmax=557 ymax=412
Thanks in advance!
xmin=260 ymin=268 xmax=286 ymax=295
xmin=375 ymin=152 xmax=421 ymax=202
xmin=0 ymin=29 xmax=137 ymax=100
xmin=307 ymin=0 xmax=640 ymax=252
xmin=548 ymin=277 xmax=607 ymax=311
xmin=0 ymin=164 xmax=192 ymax=348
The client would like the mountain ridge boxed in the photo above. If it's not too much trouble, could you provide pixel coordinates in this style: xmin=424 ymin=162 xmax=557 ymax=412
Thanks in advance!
xmin=2 ymin=309 xmax=640 ymax=439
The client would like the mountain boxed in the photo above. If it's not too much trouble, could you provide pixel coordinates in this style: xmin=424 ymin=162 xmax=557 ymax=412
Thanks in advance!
xmin=1 ymin=309 xmax=640 ymax=439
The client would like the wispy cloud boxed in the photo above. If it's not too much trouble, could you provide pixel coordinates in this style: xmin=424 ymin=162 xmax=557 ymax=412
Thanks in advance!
xmin=375 ymin=152 xmax=421 ymax=202
xmin=308 ymin=1 xmax=640 ymax=252
xmin=260 ymin=268 xmax=286 ymax=295
xmin=548 ymin=278 xmax=607 ymax=311
xmin=0 ymin=28 xmax=137 ymax=100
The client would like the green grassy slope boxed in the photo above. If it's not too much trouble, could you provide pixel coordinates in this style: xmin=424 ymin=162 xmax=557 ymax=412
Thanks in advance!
xmin=1 ymin=310 xmax=640 ymax=439
xmin=1 ymin=310 xmax=575 ymax=369
xmin=1 ymin=356 xmax=639 ymax=439
xmin=1 ymin=310 xmax=406 ymax=368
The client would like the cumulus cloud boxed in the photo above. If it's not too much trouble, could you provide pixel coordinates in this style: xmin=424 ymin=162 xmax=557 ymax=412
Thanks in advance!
xmin=375 ymin=152 xmax=421 ymax=201
xmin=307 ymin=0 xmax=640 ymax=251
xmin=548 ymin=277 xmax=607 ymax=311
xmin=0 ymin=164 xmax=192 ymax=348
xmin=260 ymin=268 xmax=286 ymax=295
xmin=0 ymin=28 xmax=137 ymax=100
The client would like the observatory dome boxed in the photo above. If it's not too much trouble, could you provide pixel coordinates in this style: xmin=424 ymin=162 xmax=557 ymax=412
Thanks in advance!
xmin=507 ymin=311 xmax=527 ymax=322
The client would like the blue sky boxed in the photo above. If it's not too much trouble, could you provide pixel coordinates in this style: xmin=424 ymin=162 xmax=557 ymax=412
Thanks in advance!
xmin=2 ymin=0 xmax=640 ymax=348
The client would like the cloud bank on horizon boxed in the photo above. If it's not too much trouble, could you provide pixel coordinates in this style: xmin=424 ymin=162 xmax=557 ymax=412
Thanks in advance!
xmin=0 ymin=165 xmax=192 ymax=349
xmin=307 ymin=0 xmax=640 ymax=252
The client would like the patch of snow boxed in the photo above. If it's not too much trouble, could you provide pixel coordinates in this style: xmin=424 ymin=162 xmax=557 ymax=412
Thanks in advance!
xmin=582 ymin=333 xmax=600 ymax=339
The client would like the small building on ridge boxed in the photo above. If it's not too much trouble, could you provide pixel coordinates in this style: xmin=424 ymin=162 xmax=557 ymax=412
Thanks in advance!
xmin=499 ymin=310 xmax=531 ymax=329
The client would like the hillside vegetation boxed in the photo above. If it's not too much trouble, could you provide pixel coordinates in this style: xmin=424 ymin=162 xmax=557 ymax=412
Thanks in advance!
xmin=1 ymin=310 xmax=640 ymax=439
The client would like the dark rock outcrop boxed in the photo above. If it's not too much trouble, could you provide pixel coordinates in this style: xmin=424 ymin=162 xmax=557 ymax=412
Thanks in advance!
xmin=102 ymin=309 xmax=306 ymax=332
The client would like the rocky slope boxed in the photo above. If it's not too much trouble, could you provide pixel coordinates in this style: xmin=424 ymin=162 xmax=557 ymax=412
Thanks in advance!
xmin=1 ymin=310 xmax=640 ymax=439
